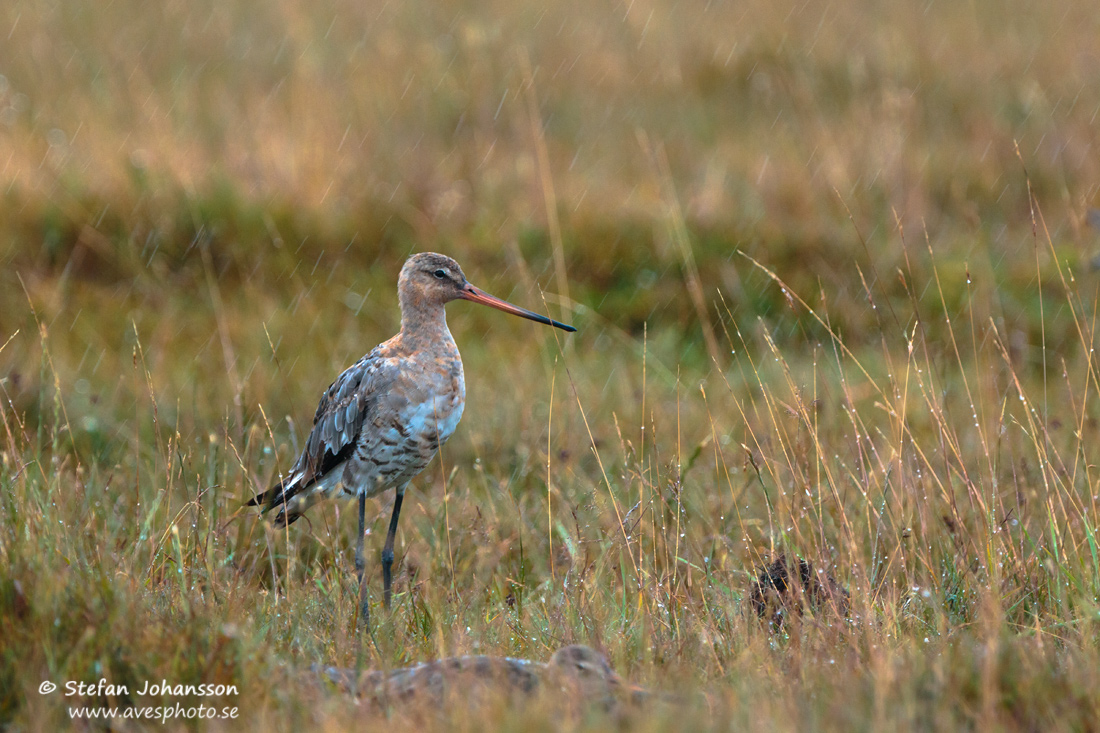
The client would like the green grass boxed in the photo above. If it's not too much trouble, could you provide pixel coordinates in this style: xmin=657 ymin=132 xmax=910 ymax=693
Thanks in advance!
xmin=3 ymin=0 xmax=1100 ymax=729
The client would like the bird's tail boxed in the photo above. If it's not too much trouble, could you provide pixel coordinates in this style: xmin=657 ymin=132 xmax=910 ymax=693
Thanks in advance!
xmin=246 ymin=474 xmax=304 ymax=527
xmin=247 ymin=471 xmax=341 ymax=527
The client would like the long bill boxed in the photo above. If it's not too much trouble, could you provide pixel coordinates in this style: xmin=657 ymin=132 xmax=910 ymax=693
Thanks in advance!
xmin=459 ymin=284 xmax=577 ymax=332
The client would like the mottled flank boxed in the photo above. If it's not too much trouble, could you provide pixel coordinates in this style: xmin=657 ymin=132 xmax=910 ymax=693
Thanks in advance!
xmin=314 ymin=645 xmax=650 ymax=714
xmin=749 ymin=555 xmax=850 ymax=628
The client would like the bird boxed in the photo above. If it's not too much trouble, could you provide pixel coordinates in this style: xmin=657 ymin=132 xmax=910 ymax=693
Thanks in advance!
xmin=315 ymin=644 xmax=640 ymax=712
xmin=248 ymin=252 xmax=575 ymax=626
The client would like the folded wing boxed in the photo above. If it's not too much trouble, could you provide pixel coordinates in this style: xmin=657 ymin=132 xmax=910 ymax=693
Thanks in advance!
xmin=247 ymin=348 xmax=384 ymax=525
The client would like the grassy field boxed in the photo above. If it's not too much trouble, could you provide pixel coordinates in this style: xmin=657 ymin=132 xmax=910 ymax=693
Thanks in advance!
xmin=3 ymin=0 xmax=1100 ymax=728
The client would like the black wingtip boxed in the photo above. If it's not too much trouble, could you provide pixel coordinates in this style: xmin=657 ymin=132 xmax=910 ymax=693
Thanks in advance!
xmin=245 ymin=486 xmax=279 ymax=510
xmin=245 ymin=492 xmax=297 ymax=528
xmin=245 ymin=480 xmax=288 ymax=513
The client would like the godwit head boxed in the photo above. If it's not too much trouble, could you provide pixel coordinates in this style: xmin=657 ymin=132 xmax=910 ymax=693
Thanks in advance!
xmin=397 ymin=252 xmax=576 ymax=335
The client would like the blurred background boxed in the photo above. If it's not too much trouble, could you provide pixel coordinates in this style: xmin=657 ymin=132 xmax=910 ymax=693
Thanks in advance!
xmin=2 ymin=0 xmax=1098 ymax=350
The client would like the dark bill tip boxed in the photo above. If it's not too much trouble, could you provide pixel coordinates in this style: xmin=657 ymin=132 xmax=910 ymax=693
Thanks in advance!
xmin=460 ymin=285 xmax=577 ymax=333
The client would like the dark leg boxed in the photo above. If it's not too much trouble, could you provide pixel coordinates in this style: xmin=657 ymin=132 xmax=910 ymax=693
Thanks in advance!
xmin=381 ymin=489 xmax=405 ymax=609
xmin=356 ymin=492 xmax=369 ymax=628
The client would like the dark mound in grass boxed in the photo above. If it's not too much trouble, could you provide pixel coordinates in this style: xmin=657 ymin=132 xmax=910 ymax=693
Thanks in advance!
xmin=749 ymin=555 xmax=850 ymax=628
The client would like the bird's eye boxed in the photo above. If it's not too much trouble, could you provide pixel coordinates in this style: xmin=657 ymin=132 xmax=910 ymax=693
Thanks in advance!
xmin=433 ymin=269 xmax=447 ymax=279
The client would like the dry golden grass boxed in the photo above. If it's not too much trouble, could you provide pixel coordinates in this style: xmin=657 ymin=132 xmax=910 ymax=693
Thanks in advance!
xmin=2 ymin=0 xmax=1100 ymax=729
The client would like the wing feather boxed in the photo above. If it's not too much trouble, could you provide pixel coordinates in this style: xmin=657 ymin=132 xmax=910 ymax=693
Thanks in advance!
xmin=343 ymin=401 xmax=359 ymax=444
xmin=303 ymin=354 xmax=377 ymax=479
xmin=248 ymin=344 xmax=391 ymax=522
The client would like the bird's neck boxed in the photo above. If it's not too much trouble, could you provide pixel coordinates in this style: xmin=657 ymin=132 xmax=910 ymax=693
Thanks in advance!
xmin=399 ymin=304 xmax=454 ymax=349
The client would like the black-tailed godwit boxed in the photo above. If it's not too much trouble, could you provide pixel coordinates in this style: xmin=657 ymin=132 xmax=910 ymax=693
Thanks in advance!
xmin=248 ymin=252 xmax=575 ymax=625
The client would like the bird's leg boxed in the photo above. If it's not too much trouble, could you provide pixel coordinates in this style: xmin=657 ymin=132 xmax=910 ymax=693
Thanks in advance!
xmin=381 ymin=489 xmax=405 ymax=609
xmin=356 ymin=491 xmax=369 ymax=629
